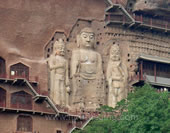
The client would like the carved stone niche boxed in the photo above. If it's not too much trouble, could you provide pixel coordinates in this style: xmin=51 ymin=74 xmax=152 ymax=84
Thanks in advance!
xmin=44 ymin=19 xmax=107 ymax=111
xmin=44 ymin=20 xmax=133 ymax=110
xmin=47 ymin=39 xmax=70 ymax=107
xmin=45 ymin=32 xmax=69 ymax=107
xmin=44 ymin=31 xmax=66 ymax=59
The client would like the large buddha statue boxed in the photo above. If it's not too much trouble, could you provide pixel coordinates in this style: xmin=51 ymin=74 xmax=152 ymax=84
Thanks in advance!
xmin=47 ymin=39 xmax=70 ymax=107
xmin=106 ymin=44 xmax=128 ymax=108
xmin=70 ymin=27 xmax=105 ymax=110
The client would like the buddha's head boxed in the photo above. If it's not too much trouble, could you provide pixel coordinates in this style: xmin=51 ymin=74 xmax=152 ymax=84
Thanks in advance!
xmin=53 ymin=39 xmax=65 ymax=56
xmin=77 ymin=27 xmax=95 ymax=49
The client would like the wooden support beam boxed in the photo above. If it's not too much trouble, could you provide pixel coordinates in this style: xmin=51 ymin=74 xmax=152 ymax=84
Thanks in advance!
xmin=12 ymin=79 xmax=17 ymax=85
xmin=140 ymin=60 xmax=143 ymax=80
xmin=150 ymin=18 xmax=152 ymax=29
xmin=140 ymin=15 xmax=143 ymax=23
xmin=154 ymin=63 xmax=157 ymax=82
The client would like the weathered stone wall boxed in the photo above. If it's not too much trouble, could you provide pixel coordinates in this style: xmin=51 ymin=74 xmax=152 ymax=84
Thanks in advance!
xmin=44 ymin=17 xmax=170 ymax=109
xmin=0 ymin=113 xmax=71 ymax=133
xmin=126 ymin=0 xmax=170 ymax=17
xmin=0 ymin=0 xmax=169 ymax=110
xmin=0 ymin=0 xmax=106 ymax=93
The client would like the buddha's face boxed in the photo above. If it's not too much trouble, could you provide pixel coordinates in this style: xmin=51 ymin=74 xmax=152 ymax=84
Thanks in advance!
xmin=80 ymin=32 xmax=95 ymax=49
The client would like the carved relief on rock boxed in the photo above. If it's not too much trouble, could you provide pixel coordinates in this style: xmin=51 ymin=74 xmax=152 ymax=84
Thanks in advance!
xmin=70 ymin=27 xmax=105 ymax=110
xmin=47 ymin=39 xmax=70 ymax=107
xmin=106 ymin=43 xmax=128 ymax=108
xmin=128 ymin=52 xmax=138 ymax=82
xmin=128 ymin=61 xmax=138 ymax=82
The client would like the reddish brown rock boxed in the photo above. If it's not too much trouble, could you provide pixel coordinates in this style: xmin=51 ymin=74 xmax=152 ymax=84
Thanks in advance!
xmin=0 ymin=0 xmax=105 ymax=92
xmin=133 ymin=0 xmax=170 ymax=16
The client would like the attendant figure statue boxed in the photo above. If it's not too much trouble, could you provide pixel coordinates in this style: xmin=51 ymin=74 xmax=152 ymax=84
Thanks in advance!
xmin=47 ymin=39 xmax=70 ymax=107
xmin=106 ymin=44 xmax=128 ymax=108
xmin=128 ymin=61 xmax=138 ymax=82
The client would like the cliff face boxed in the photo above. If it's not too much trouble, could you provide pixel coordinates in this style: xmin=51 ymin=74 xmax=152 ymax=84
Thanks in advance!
xmin=134 ymin=0 xmax=170 ymax=10
xmin=0 ymin=0 xmax=105 ymax=58
xmin=133 ymin=0 xmax=170 ymax=16
xmin=0 ymin=0 xmax=105 ymax=92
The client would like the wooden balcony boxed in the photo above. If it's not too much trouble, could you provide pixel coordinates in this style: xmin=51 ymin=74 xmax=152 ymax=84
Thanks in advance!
xmin=0 ymin=101 xmax=6 ymax=108
xmin=105 ymin=4 xmax=170 ymax=33
xmin=12 ymin=131 xmax=33 ymax=133
xmin=11 ymin=104 xmax=32 ymax=110
xmin=0 ymin=101 xmax=55 ymax=115
xmin=0 ymin=74 xmax=39 ymax=84
xmin=0 ymin=74 xmax=40 ymax=95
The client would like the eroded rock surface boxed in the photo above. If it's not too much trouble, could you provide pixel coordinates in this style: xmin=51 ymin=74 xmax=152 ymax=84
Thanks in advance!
xmin=133 ymin=0 xmax=170 ymax=16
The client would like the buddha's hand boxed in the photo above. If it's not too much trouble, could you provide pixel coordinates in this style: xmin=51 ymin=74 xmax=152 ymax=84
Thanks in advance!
xmin=66 ymin=86 xmax=71 ymax=93
xmin=74 ymin=73 xmax=79 ymax=77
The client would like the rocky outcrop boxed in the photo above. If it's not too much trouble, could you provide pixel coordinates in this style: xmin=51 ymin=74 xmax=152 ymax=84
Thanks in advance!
xmin=133 ymin=0 xmax=170 ymax=16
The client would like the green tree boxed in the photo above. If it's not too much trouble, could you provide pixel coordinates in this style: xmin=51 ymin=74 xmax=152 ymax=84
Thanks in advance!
xmin=73 ymin=84 xmax=170 ymax=133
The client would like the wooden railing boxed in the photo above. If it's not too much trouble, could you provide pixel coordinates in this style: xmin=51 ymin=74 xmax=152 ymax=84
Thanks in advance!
xmin=13 ymin=131 xmax=33 ymax=133
xmin=0 ymin=74 xmax=7 ymax=78
xmin=11 ymin=103 xmax=32 ymax=110
xmin=9 ymin=101 xmax=54 ymax=114
xmin=105 ymin=5 xmax=170 ymax=31
xmin=0 ymin=101 xmax=6 ymax=108
xmin=129 ymin=72 xmax=147 ymax=82
xmin=133 ymin=14 xmax=170 ymax=29
xmin=33 ymin=102 xmax=54 ymax=113
xmin=0 ymin=73 xmax=39 ymax=83
xmin=0 ymin=73 xmax=41 ymax=94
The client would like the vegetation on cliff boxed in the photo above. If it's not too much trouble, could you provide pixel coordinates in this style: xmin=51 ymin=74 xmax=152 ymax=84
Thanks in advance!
xmin=74 ymin=84 xmax=170 ymax=133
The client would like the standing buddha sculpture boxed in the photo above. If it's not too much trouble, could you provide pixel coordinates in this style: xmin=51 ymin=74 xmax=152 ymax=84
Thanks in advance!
xmin=71 ymin=27 xmax=105 ymax=110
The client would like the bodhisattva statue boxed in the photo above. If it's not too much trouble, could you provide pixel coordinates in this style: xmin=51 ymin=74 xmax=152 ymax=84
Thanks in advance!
xmin=106 ymin=44 xmax=128 ymax=108
xmin=71 ymin=27 xmax=105 ymax=110
xmin=128 ymin=61 xmax=138 ymax=82
xmin=47 ymin=39 xmax=70 ymax=107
